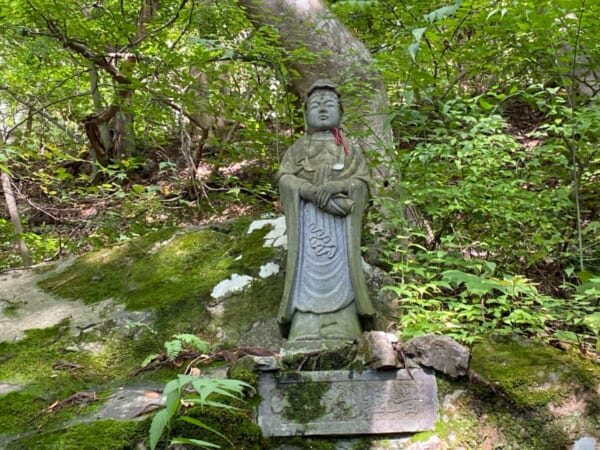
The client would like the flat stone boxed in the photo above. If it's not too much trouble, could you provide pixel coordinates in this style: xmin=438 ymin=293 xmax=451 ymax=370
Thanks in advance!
xmin=88 ymin=387 xmax=164 ymax=421
xmin=280 ymin=338 xmax=355 ymax=356
xmin=258 ymin=369 xmax=439 ymax=437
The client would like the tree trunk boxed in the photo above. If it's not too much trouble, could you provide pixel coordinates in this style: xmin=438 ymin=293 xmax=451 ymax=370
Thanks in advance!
xmin=239 ymin=0 xmax=392 ymax=180
xmin=1 ymin=171 xmax=32 ymax=266
xmin=89 ymin=63 xmax=113 ymax=164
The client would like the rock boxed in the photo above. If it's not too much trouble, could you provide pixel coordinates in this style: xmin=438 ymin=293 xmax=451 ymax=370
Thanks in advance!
xmin=404 ymin=335 xmax=470 ymax=378
xmin=406 ymin=436 xmax=448 ymax=450
xmin=87 ymin=386 xmax=164 ymax=421
xmin=356 ymin=331 xmax=400 ymax=369
xmin=572 ymin=437 xmax=597 ymax=450
xmin=229 ymin=355 xmax=280 ymax=374
xmin=442 ymin=390 xmax=467 ymax=422
xmin=240 ymin=318 xmax=283 ymax=351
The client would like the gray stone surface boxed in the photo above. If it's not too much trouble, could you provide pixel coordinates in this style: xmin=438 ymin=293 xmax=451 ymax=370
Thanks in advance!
xmin=572 ymin=437 xmax=597 ymax=450
xmin=0 ymin=261 xmax=152 ymax=343
xmin=87 ymin=386 xmax=164 ymax=421
xmin=404 ymin=335 xmax=470 ymax=378
xmin=258 ymin=369 xmax=439 ymax=437
xmin=356 ymin=331 xmax=399 ymax=369
xmin=0 ymin=383 xmax=22 ymax=395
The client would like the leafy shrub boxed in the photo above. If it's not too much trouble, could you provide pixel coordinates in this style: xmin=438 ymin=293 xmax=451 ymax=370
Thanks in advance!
xmin=149 ymin=373 xmax=252 ymax=449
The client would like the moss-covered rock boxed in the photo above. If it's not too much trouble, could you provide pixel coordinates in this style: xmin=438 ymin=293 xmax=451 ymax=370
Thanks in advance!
xmin=401 ymin=335 xmax=600 ymax=450
xmin=170 ymin=405 xmax=265 ymax=450
xmin=5 ymin=419 xmax=149 ymax=450
xmin=1 ymin=218 xmax=285 ymax=448
xmin=471 ymin=334 xmax=600 ymax=411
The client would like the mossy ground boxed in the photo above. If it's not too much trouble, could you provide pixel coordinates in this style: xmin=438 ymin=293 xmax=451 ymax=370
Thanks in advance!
xmin=5 ymin=419 xmax=150 ymax=450
xmin=400 ymin=335 xmax=600 ymax=450
xmin=0 ymin=319 xmax=160 ymax=445
xmin=470 ymin=334 xmax=600 ymax=409
xmin=170 ymin=405 xmax=265 ymax=450
xmin=3 ymin=221 xmax=599 ymax=449
xmin=1 ymin=218 xmax=283 ymax=448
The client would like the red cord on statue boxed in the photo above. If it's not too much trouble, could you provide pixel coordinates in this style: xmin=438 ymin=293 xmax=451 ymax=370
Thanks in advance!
xmin=331 ymin=128 xmax=349 ymax=155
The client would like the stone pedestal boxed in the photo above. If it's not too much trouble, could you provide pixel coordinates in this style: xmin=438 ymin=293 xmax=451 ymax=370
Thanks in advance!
xmin=257 ymin=369 xmax=439 ymax=437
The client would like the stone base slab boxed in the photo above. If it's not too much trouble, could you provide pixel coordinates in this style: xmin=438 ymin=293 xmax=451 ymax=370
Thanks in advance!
xmin=258 ymin=369 xmax=439 ymax=437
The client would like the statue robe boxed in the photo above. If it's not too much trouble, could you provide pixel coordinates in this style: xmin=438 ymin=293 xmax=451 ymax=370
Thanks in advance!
xmin=276 ymin=133 xmax=375 ymax=337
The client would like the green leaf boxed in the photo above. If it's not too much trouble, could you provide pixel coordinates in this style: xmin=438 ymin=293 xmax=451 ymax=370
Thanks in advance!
xmin=149 ymin=408 xmax=171 ymax=450
xmin=171 ymin=437 xmax=220 ymax=448
xmin=583 ymin=312 xmax=600 ymax=334
xmin=424 ymin=1 xmax=462 ymax=23
xmin=412 ymin=27 xmax=427 ymax=42
xmin=407 ymin=42 xmax=420 ymax=62
xmin=173 ymin=334 xmax=209 ymax=353
xmin=141 ymin=353 xmax=159 ymax=367
xmin=179 ymin=415 xmax=229 ymax=443
xmin=478 ymin=97 xmax=494 ymax=110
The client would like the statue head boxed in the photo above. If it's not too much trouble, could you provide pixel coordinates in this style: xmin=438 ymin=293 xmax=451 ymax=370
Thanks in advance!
xmin=304 ymin=79 xmax=343 ymax=132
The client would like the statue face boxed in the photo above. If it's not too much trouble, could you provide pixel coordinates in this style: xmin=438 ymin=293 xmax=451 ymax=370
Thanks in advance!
xmin=305 ymin=91 xmax=341 ymax=131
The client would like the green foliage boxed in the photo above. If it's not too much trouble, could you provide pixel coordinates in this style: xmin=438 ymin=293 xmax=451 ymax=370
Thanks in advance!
xmin=142 ymin=333 xmax=210 ymax=367
xmin=149 ymin=373 xmax=252 ymax=450
xmin=382 ymin=233 xmax=598 ymax=348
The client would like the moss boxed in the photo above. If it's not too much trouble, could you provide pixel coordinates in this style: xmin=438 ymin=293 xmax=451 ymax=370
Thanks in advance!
xmin=470 ymin=335 xmax=600 ymax=412
xmin=0 ymin=320 xmax=163 ymax=443
xmin=280 ymin=342 xmax=358 ymax=371
xmin=2 ymin=301 xmax=24 ymax=317
xmin=465 ymin=335 xmax=600 ymax=449
xmin=171 ymin=405 xmax=265 ymax=450
xmin=276 ymin=373 xmax=331 ymax=424
xmin=272 ymin=436 xmax=337 ymax=450
xmin=2 ymin=220 xmax=284 ymax=448
xmin=228 ymin=367 xmax=259 ymax=389
xmin=215 ymin=276 xmax=283 ymax=345
xmin=6 ymin=419 xmax=149 ymax=449
xmin=0 ymin=390 xmax=53 ymax=436
xmin=350 ymin=439 xmax=374 ymax=450
xmin=37 ymin=222 xmax=279 ymax=343
xmin=39 ymin=227 xmax=231 ymax=309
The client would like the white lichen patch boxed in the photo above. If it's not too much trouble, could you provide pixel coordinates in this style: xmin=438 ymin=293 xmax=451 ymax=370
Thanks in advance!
xmin=149 ymin=236 xmax=176 ymax=255
xmin=210 ymin=273 xmax=254 ymax=300
xmin=247 ymin=216 xmax=287 ymax=248
xmin=259 ymin=262 xmax=280 ymax=278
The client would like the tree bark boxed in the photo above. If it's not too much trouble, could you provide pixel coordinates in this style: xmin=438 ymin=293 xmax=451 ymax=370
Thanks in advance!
xmin=88 ymin=64 xmax=113 ymax=164
xmin=1 ymin=171 xmax=32 ymax=266
xmin=239 ymin=0 xmax=392 ymax=179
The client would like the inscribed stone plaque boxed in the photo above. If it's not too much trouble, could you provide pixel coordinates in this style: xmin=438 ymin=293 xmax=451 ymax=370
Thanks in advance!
xmin=257 ymin=369 xmax=439 ymax=437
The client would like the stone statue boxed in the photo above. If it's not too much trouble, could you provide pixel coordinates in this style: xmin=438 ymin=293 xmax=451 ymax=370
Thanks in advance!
xmin=277 ymin=79 xmax=375 ymax=343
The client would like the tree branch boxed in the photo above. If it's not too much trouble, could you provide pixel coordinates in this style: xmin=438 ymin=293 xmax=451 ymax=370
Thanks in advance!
xmin=28 ymin=16 xmax=132 ymax=85
xmin=0 ymin=85 xmax=84 ymax=143
xmin=119 ymin=0 xmax=190 ymax=52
